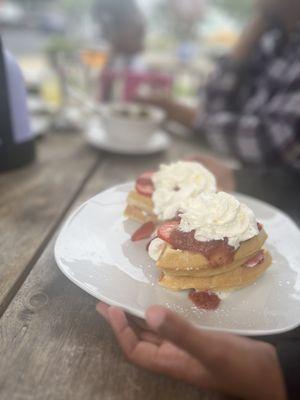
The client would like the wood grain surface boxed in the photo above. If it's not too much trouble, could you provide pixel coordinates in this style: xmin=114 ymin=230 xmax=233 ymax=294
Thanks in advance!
xmin=0 ymin=133 xmax=98 ymax=315
xmin=0 ymin=137 xmax=226 ymax=400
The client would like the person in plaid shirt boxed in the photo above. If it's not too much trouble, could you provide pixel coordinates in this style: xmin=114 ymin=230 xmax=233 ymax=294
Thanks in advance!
xmin=201 ymin=11 xmax=300 ymax=170
xmin=139 ymin=0 xmax=300 ymax=173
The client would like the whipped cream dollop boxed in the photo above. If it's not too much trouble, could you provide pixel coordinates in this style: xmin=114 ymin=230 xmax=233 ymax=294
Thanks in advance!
xmin=148 ymin=238 xmax=166 ymax=261
xmin=152 ymin=161 xmax=216 ymax=220
xmin=179 ymin=192 xmax=259 ymax=249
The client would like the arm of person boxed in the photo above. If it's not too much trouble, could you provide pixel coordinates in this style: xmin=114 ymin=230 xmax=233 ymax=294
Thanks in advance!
xmin=231 ymin=12 xmax=268 ymax=64
xmin=137 ymin=9 xmax=268 ymax=127
xmin=136 ymin=16 xmax=267 ymax=130
xmin=137 ymin=94 xmax=198 ymax=129
xmin=97 ymin=303 xmax=287 ymax=400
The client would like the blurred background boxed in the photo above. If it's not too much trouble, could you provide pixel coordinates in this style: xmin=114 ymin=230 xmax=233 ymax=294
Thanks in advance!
xmin=0 ymin=0 xmax=253 ymax=137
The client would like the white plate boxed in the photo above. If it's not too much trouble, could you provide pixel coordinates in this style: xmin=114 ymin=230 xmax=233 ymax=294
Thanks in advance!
xmin=55 ymin=183 xmax=300 ymax=336
xmin=84 ymin=120 xmax=170 ymax=155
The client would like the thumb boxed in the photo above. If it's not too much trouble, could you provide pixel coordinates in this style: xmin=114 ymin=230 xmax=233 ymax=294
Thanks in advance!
xmin=146 ymin=305 xmax=233 ymax=370
xmin=146 ymin=306 xmax=287 ymax=400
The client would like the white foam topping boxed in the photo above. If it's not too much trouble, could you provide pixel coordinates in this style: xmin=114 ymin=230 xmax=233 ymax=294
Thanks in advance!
xmin=152 ymin=161 xmax=216 ymax=220
xmin=148 ymin=238 xmax=166 ymax=261
xmin=179 ymin=192 xmax=259 ymax=249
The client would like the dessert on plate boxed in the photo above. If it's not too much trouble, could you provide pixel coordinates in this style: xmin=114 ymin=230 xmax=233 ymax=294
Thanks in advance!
xmin=124 ymin=161 xmax=217 ymax=224
xmin=147 ymin=191 xmax=272 ymax=293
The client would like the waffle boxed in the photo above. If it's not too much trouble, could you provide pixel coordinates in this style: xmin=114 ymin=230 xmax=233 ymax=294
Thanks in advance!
xmin=153 ymin=226 xmax=271 ymax=292
xmin=124 ymin=190 xmax=157 ymax=223
xmin=159 ymin=250 xmax=272 ymax=291
xmin=157 ymin=228 xmax=267 ymax=272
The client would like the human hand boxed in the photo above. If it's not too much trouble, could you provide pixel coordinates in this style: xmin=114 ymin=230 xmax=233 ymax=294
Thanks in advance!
xmin=97 ymin=303 xmax=287 ymax=400
xmin=136 ymin=92 xmax=174 ymax=113
xmin=136 ymin=93 xmax=197 ymax=129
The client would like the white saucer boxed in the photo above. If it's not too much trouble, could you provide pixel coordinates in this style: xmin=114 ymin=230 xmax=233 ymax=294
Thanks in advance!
xmin=84 ymin=120 xmax=170 ymax=155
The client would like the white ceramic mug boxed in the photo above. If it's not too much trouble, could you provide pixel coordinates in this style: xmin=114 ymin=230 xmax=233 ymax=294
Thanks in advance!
xmin=100 ymin=103 xmax=165 ymax=147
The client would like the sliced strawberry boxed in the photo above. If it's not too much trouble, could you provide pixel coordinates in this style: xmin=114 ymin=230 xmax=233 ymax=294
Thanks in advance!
xmin=157 ymin=220 xmax=180 ymax=244
xmin=131 ymin=222 xmax=156 ymax=242
xmin=136 ymin=182 xmax=154 ymax=197
xmin=137 ymin=171 xmax=155 ymax=185
xmin=135 ymin=171 xmax=155 ymax=197
xmin=257 ymin=222 xmax=263 ymax=231
xmin=189 ymin=290 xmax=221 ymax=310
xmin=244 ymin=250 xmax=265 ymax=268
xmin=207 ymin=242 xmax=235 ymax=268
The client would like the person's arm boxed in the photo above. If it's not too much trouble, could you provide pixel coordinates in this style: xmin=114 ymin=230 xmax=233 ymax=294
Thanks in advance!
xmin=161 ymin=100 xmax=198 ymax=129
xmin=232 ymin=12 xmax=268 ymax=64
xmin=97 ymin=303 xmax=287 ymax=399
xmin=137 ymin=94 xmax=197 ymax=129
xmin=137 ymin=15 xmax=268 ymax=129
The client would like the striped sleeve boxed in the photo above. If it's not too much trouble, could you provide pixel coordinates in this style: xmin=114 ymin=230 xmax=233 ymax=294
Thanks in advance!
xmin=200 ymin=106 xmax=298 ymax=167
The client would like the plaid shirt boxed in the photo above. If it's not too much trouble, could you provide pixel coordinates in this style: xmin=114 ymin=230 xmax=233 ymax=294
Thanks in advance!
xmin=198 ymin=26 xmax=300 ymax=172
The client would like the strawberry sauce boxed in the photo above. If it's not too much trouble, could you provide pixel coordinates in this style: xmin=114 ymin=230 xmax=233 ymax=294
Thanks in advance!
xmin=189 ymin=290 xmax=221 ymax=310
xmin=158 ymin=220 xmax=235 ymax=268
xmin=131 ymin=222 xmax=156 ymax=242
xmin=244 ymin=250 xmax=265 ymax=268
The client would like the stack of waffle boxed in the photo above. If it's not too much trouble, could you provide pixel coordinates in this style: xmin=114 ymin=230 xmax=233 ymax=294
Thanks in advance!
xmin=155 ymin=227 xmax=271 ymax=292
xmin=125 ymin=190 xmax=157 ymax=224
xmin=125 ymin=163 xmax=272 ymax=293
xmin=148 ymin=192 xmax=272 ymax=292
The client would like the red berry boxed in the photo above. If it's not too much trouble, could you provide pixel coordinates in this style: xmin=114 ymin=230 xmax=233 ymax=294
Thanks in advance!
xmin=131 ymin=222 xmax=156 ymax=242
xmin=157 ymin=220 xmax=180 ymax=244
xmin=135 ymin=171 xmax=155 ymax=197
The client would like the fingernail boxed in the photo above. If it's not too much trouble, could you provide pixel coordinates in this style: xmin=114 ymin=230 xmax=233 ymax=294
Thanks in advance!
xmin=146 ymin=306 xmax=166 ymax=330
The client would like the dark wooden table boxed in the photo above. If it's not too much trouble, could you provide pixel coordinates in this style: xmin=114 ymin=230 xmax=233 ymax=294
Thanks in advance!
xmin=0 ymin=131 xmax=299 ymax=400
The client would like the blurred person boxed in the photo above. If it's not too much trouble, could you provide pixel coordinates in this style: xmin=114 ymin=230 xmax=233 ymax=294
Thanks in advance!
xmin=139 ymin=0 xmax=300 ymax=174
xmin=93 ymin=0 xmax=146 ymax=72
xmin=97 ymin=303 xmax=292 ymax=399
xmin=93 ymin=0 xmax=173 ymax=102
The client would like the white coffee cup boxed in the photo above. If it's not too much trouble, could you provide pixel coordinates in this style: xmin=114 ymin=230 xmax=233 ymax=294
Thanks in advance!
xmin=100 ymin=103 xmax=165 ymax=147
